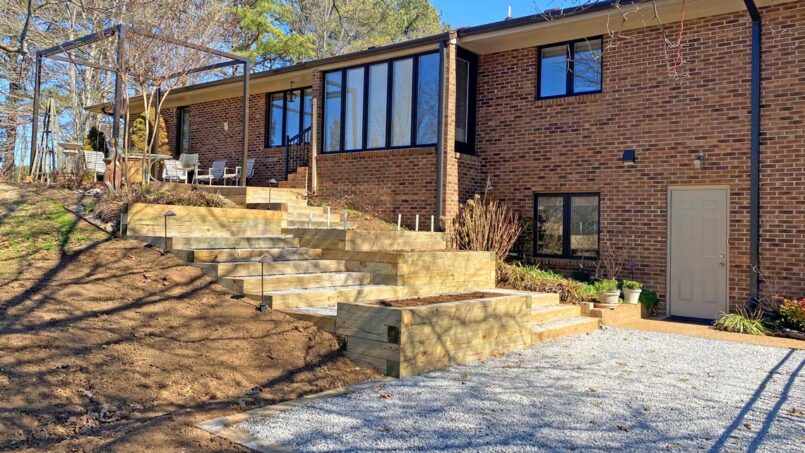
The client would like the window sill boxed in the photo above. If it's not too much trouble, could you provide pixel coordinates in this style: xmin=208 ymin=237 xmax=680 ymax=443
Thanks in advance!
xmin=535 ymin=92 xmax=602 ymax=105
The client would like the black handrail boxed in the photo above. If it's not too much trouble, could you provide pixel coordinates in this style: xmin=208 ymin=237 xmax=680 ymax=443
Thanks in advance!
xmin=284 ymin=126 xmax=312 ymax=178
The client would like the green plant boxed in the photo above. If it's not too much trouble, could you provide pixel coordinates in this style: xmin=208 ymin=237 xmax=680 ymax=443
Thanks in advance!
xmin=621 ymin=280 xmax=642 ymax=290
xmin=639 ymin=289 xmax=659 ymax=313
xmin=496 ymin=262 xmax=596 ymax=304
xmin=592 ymin=278 xmax=618 ymax=294
xmin=779 ymin=298 xmax=805 ymax=331
xmin=713 ymin=308 xmax=769 ymax=336
xmin=451 ymin=194 xmax=522 ymax=261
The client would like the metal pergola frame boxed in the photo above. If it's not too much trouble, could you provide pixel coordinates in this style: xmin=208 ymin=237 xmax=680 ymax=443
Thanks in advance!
xmin=30 ymin=24 xmax=252 ymax=186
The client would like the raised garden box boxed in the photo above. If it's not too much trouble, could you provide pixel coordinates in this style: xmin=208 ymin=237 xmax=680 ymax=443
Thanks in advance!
xmin=336 ymin=292 xmax=533 ymax=378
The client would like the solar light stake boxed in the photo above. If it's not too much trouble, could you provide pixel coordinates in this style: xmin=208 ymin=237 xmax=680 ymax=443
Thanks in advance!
xmin=162 ymin=210 xmax=176 ymax=254
xmin=257 ymin=254 xmax=274 ymax=312
xmin=327 ymin=207 xmax=331 ymax=228
xmin=268 ymin=178 xmax=277 ymax=204
xmin=415 ymin=214 xmax=419 ymax=232
xmin=343 ymin=209 xmax=348 ymax=230
xmin=430 ymin=215 xmax=435 ymax=232
xmin=397 ymin=213 xmax=402 ymax=232
xmin=308 ymin=211 xmax=313 ymax=228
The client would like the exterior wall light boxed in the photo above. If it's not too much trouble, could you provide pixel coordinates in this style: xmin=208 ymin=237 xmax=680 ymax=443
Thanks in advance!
xmin=622 ymin=149 xmax=637 ymax=166
xmin=692 ymin=153 xmax=705 ymax=170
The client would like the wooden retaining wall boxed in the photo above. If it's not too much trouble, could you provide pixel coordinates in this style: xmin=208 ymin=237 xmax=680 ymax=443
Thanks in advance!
xmin=125 ymin=203 xmax=286 ymax=237
xmin=336 ymin=294 xmax=532 ymax=377
xmin=286 ymin=228 xmax=448 ymax=252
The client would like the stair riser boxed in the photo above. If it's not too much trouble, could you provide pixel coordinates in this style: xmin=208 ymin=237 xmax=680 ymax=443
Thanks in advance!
xmin=191 ymin=248 xmax=322 ymax=263
xmin=171 ymin=237 xmax=299 ymax=249
xmin=213 ymin=260 xmax=348 ymax=278
xmin=530 ymin=306 xmax=582 ymax=324
xmin=233 ymin=273 xmax=372 ymax=293
xmin=531 ymin=320 xmax=600 ymax=344
xmin=287 ymin=220 xmax=332 ymax=228
xmin=248 ymin=285 xmax=407 ymax=309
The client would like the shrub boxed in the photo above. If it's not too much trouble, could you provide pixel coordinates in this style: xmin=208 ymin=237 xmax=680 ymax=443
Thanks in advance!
xmin=713 ymin=308 xmax=769 ymax=336
xmin=451 ymin=194 xmax=522 ymax=261
xmin=621 ymin=279 xmax=642 ymax=290
xmin=639 ymin=289 xmax=659 ymax=314
xmin=592 ymin=278 xmax=619 ymax=293
xmin=94 ymin=185 xmax=235 ymax=225
xmin=496 ymin=262 xmax=595 ymax=304
xmin=779 ymin=298 xmax=805 ymax=332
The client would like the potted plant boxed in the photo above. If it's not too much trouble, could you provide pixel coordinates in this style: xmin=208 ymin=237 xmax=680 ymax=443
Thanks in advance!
xmin=622 ymin=280 xmax=642 ymax=304
xmin=593 ymin=278 xmax=620 ymax=307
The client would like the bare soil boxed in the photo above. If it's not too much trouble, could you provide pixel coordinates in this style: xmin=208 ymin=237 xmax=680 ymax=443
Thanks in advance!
xmin=375 ymin=292 xmax=501 ymax=308
xmin=0 ymin=184 xmax=378 ymax=452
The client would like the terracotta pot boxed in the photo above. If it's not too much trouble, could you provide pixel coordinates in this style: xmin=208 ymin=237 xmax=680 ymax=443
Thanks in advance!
xmin=623 ymin=288 xmax=642 ymax=304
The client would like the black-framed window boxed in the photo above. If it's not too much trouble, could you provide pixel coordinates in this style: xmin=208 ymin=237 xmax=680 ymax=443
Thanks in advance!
xmin=323 ymin=51 xmax=441 ymax=153
xmin=455 ymin=47 xmax=478 ymax=154
xmin=265 ymin=87 xmax=312 ymax=147
xmin=177 ymin=107 xmax=190 ymax=155
xmin=537 ymin=37 xmax=602 ymax=99
xmin=534 ymin=193 xmax=600 ymax=259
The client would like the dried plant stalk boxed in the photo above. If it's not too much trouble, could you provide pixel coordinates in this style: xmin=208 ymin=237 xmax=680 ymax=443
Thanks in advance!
xmin=450 ymin=194 xmax=522 ymax=261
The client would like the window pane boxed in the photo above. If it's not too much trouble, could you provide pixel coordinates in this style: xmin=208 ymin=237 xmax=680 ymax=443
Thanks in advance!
xmin=180 ymin=109 xmax=190 ymax=153
xmin=455 ymin=57 xmax=469 ymax=143
xmin=573 ymin=39 xmax=602 ymax=93
xmin=268 ymin=93 xmax=284 ymax=147
xmin=536 ymin=196 xmax=564 ymax=255
xmin=344 ymin=68 xmax=364 ymax=150
xmin=391 ymin=58 xmax=413 ymax=147
xmin=302 ymin=88 xmax=312 ymax=131
xmin=324 ymin=72 xmax=342 ymax=152
xmin=367 ymin=63 xmax=388 ymax=148
xmin=285 ymin=89 xmax=301 ymax=142
xmin=570 ymin=195 xmax=599 ymax=257
xmin=540 ymin=45 xmax=567 ymax=98
xmin=416 ymin=53 xmax=439 ymax=145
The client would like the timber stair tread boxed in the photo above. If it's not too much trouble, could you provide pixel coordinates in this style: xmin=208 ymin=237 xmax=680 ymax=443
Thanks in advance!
xmin=246 ymin=284 xmax=406 ymax=309
xmin=530 ymin=317 xmax=600 ymax=344
xmin=184 ymin=247 xmax=322 ymax=263
xmin=226 ymin=271 xmax=373 ymax=293
xmin=530 ymin=304 xmax=582 ymax=323
xmin=205 ymin=259 xmax=349 ymax=277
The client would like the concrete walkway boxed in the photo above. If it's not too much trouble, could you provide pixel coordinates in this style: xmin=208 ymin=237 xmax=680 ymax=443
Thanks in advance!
xmin=203 ymin=328 xmax=804 ymax=452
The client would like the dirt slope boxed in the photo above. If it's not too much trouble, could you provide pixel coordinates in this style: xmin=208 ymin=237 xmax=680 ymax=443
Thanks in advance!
xmin=0 ymin=184 xmax=377 ymax=452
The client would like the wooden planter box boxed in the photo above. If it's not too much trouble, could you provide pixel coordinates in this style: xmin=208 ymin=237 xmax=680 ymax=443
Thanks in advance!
xmin=336 ymin=293 xmax=532 ymax=378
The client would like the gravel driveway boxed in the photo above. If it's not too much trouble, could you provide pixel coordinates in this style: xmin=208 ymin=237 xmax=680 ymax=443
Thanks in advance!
xmin=233 ymin=329 xmax=804 ymax=452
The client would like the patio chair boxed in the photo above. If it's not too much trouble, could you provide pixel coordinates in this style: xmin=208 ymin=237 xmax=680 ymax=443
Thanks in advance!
xmin=178 ymin=153 xmax=199 ymax=182
xmin=83 ymin=150 xmax=106 ymax=182
xmin=194 ymin=159 xmax=227 ymax=185
xmin=162 ymin=159 xmax=188 ymax=183
xmin=229 ymin=158 xmax=256 ymax=185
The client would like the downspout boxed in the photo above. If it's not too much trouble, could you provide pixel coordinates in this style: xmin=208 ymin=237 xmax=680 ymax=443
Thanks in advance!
xmin=743 ymin=0 xmax=761 ymax=302
xmin=435 ymin=39 xmax=446 ymax=230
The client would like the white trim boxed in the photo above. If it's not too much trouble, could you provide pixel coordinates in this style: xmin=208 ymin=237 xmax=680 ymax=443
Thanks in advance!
xmin=666 ymin=185 xmax=730 ymax=318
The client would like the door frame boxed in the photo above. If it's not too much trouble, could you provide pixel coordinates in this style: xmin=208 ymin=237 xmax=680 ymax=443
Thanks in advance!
xmin=666 ymin=185 xmax=730 ymax=318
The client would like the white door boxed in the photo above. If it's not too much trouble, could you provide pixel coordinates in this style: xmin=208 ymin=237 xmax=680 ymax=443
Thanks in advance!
xmin=668 ymin=188 xmax=728 ymax=319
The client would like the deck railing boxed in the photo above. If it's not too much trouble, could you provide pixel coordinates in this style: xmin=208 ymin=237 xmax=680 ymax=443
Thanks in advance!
xmin=284 ymin=126 xmax=312 ymax=179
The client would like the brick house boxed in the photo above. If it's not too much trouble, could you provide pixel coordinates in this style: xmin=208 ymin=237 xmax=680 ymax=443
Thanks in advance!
xmin=113 ymin=0 xmax=804 ymax=318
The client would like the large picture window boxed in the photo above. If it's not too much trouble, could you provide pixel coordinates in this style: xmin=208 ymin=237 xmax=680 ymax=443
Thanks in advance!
xmin=265 ymin=87 xmax=313 ymax=147
xmin=177 ymin=107 xmax=190 ymax=155
xmin=322 ymin=52 xmax=441 ymax=153
xmin=537 ymin=37 xmax=602 ymax=99
xmin=534 ymin=193 xmax=599 ymax=258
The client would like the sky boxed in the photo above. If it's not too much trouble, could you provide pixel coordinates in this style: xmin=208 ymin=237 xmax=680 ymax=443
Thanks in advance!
xmin=432 ymin=0 xmax=591 ymax=28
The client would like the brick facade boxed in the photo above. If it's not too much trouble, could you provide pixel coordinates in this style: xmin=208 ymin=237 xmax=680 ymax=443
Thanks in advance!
xmin=155 ymin=1 xmax=803 ymax=311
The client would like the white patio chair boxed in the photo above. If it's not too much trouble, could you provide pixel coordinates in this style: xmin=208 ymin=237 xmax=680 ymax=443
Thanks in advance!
xmin=230 ymin=158 xmax=256 ymax=185
xmin=83 ymin=150 xmax=106 ymax=182
xmin=162 ymin=159 xmax=188 ymax=183
xmin=178 ymin=153 xmax=199 ymax=182
xmin=194 ymin=159 xmax=227 ymax=185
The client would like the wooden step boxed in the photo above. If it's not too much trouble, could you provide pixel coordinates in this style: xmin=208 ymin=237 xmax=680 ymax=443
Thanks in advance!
xmin=287 ymin=220 xmax=331 ymax=228
xmin=168 ymin=236 xmax=298 ymax=250
xmin=530 ymin=317 xmax=600 ymax=344
xmin=199 ymin=259 xmax=348 ymax=278
xmin=483 ymin=289 xmax=560 ymax=308
xmin=176 ymin=247 xmax=322 ymax=263
xmin=530 ymin=304 xmax=581 ymax=324
xmin=248 ymin=284 xmax=406 ymax=309
xmin=277 ymin=306 xmax=337 ymax=333
xmin=223 ymin=271 xmax=372 ymax=293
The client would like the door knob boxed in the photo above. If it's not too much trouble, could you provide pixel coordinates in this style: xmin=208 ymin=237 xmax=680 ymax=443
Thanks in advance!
xmin=719 ymin=254 xmax=725 ymax=267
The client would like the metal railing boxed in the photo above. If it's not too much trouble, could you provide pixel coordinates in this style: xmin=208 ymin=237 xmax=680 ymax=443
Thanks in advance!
xmin=284 ymin=126 xmax=312 ymax=179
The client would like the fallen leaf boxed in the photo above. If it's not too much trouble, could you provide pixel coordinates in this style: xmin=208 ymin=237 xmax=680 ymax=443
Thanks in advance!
xmin=588 ymin=387 xmax=599 ymax=393
xmin=743 ymin=423 xmax=752 ymax=430
xmin=379 ymin=393 xmax=394 ymax=399
xmin=617 ymin=425 xmax=631 ymax=432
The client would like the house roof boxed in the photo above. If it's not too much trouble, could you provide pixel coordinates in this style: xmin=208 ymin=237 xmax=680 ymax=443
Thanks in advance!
xmin=88 ymin=0 xmax=785 ymax=114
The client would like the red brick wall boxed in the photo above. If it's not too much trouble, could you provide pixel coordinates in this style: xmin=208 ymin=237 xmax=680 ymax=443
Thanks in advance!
xmin=476 ymin=11 xmax=756 ymax=313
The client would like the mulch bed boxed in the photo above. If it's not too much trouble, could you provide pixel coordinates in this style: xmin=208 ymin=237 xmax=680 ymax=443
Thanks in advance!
xmin=375 ymin=292 xmax=501 ymax=308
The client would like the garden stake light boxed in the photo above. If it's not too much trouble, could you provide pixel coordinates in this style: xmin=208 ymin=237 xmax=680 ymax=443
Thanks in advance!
xmin=257 ymin=254 xmax=274 ymax=312
xmin=415 ymin=214 xmax=419 ymax=232
xmin=162 ymin=210 xmax=176 ymax=254
xmin=431 ymin=215 xmax=435 ymax=232
xmin=268 ymin=178 xmax=277 ymax=203
xmin=327 ymin=207 xmax=331 ymax=228
xmin=343 ymin=209 xmax=348 ymax=230
xmin=397 ymin=214 xmax=402 ymax=231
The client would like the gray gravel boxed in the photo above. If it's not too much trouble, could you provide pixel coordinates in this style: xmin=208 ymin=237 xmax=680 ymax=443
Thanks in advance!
xmin=235 ymin=329 xmax=804 ymax=452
